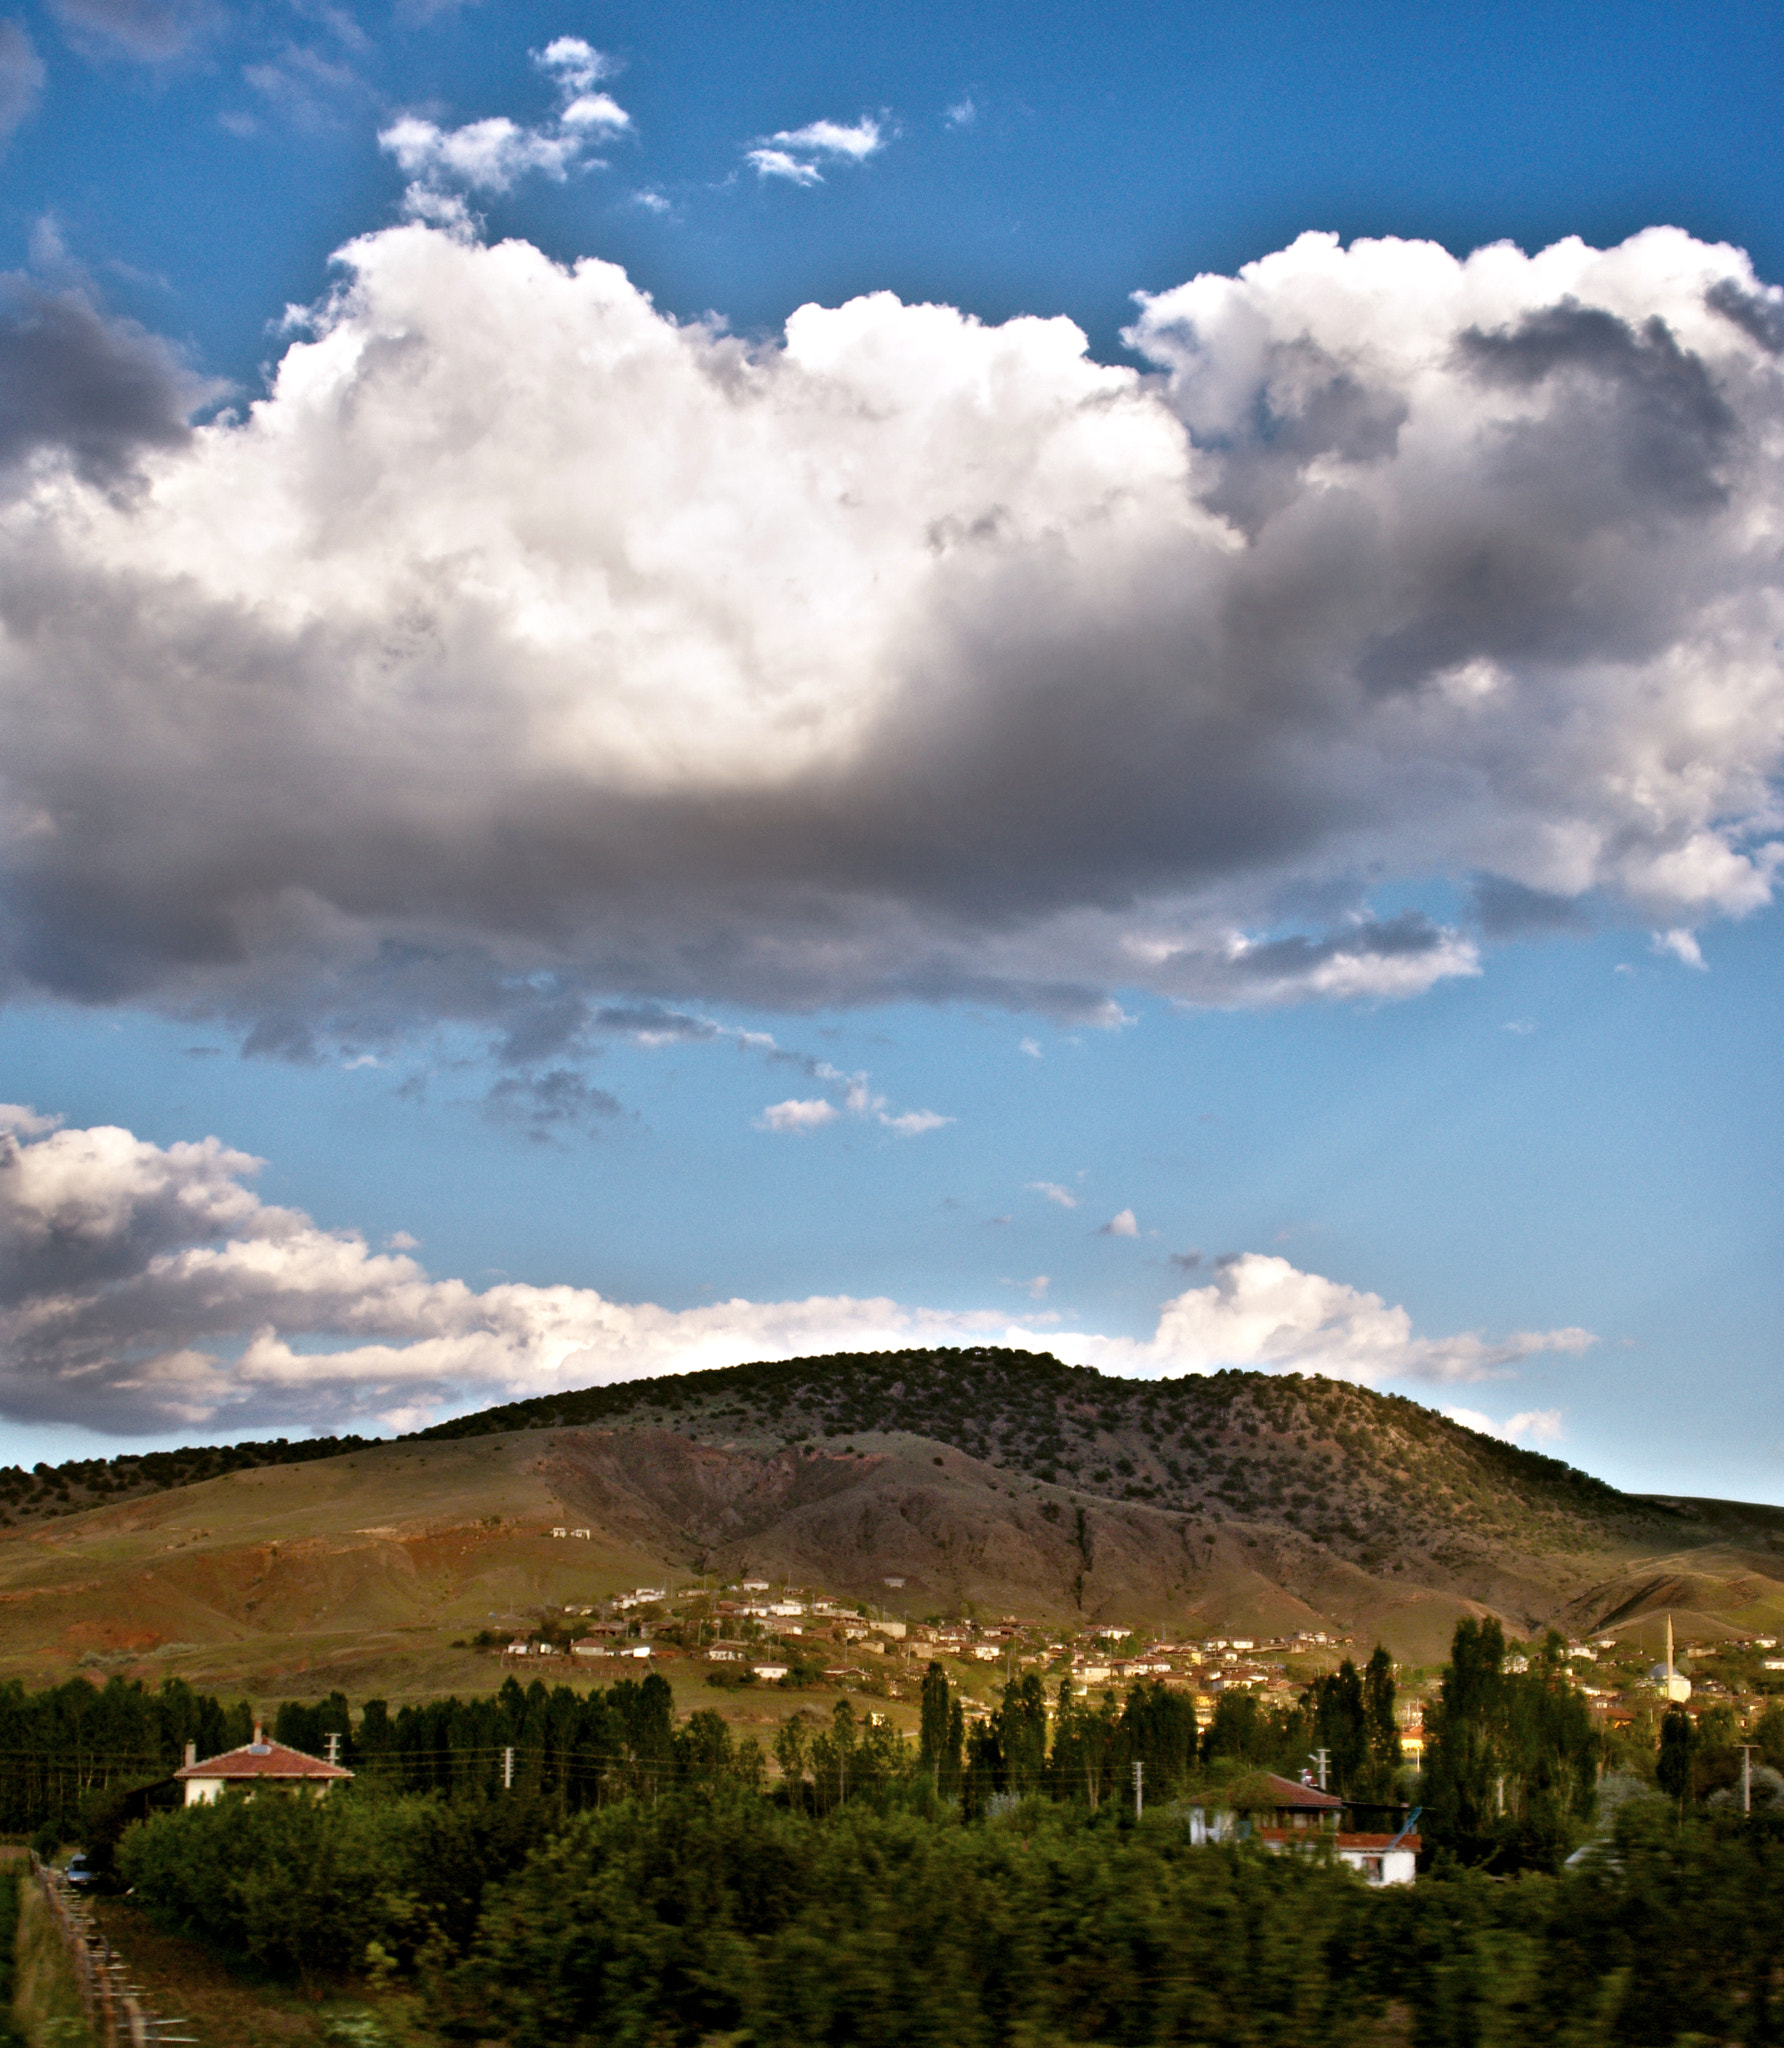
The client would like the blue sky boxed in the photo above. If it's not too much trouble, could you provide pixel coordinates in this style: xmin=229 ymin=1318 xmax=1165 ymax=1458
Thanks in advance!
xmin=0 ymin=0 xmax=1780 ymax=1500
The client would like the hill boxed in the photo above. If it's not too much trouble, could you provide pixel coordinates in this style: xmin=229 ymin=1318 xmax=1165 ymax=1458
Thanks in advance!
xmin=0 ymin=1349 xmax=1779 ymax=1693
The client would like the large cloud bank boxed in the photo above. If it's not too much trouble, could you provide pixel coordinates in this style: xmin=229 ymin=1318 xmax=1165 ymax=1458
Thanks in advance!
xmin=1 ymin=221 xmax=1781 ymax=1040
xmin=0 ymin=1109 xmax=1592 ymax=1435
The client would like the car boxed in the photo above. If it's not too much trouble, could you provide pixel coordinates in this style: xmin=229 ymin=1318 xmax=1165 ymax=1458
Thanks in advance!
xmin=63 ymin=1853 xmax=96 ymax=1889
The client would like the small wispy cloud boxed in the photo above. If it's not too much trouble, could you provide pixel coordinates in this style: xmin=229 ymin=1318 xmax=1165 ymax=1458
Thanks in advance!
xmin=771 ymin=116 xmax=882 ymax=158
xmin=1652 ymin=927 xmax=1706 ymax=970
xmin=485 ymin=1067 xmax=621 ymax=1142
xmin=1100 ymin=1208 xmax=1139 ymax=1238
xmin=379 ymin=34 xmax=628 ymax=197
xmin=1028 ymin=1181 xmax=1078 ymax=1209
xmin=944 ymin=95 xmax=976 ymax=128
xmin=0 ymin=21 xmax=45 ymax=140
xmin=535 ymin=35 xmax=612 ymax=95
xmin=50 ymin=0 xmax=218 ymax=63
xmin=242 ymin=44 xmax=366 ymax=131
xmin=756 ymin=1097 xmax=838 ymax=1133
xmin=1019 ymin=1036 xmax=1042 ymax=1059
xmin=745 ymin=114 xmax=885 ymax=184
xmin=743 ymin=146 xmax=820 ymax=185
xmin=882 ymin=1108 xmax=952 ymax=1137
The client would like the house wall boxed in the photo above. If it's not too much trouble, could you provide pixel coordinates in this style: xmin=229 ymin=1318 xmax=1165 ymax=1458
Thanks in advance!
xmin=182 ymin=1777 xmax=338 ymax=1806
xmin=1336 ymin=1845 xmax=1416 ymax=1887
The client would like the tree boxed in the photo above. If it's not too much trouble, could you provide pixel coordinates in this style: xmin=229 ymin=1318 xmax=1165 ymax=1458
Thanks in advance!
xmin=1423 ymin=1616 xmax=1599 ymax=1869
xmin=995 ymin=1675 xmax=1048 ymax=1795
xmin=1306 ymin=1659 xmax=1368 ymax=1796
xmin=1754 ymin=1698 xmax=1784 ymax=1774
xmin=1657 ymin=1705 xmax=1695 ymax=1811
xmin=1115 ymin=1681 xmax=1200 ymax=1805
xmin=774 ymin=1710 xmax=814 ymax=1813
xmin=1361 ymin=1645 xmax=1403 ymax=1796
xmin=1047 ymin=1679 xmax=1114 ymax=1809
xmin=1200 ymin=1691 xmax=1268 ymax=1770
xmin=943 ymin=1696 xmax=965 ymax=1801
xmin=919 ymin=1663 xmax=951 ymax=1791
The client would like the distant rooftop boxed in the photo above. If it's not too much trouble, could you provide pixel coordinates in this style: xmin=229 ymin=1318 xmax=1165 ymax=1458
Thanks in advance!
xmin=174 ymin=1737 xmax=351 ymax=1782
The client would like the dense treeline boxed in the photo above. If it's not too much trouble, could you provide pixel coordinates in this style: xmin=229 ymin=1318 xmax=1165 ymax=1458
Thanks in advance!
xmin=115 ymin=1788 xmax=1784 ymax=2044
xmin=0 ymin=1676 xmax=253 ymax=1836
xmin=279 ymin=1650 xmax=1403 ymax=1821
xmin=0 ymin=1433 xmax=375 ymax=1526
xmin=288 ymin=1672 xmax=757 ymax=1806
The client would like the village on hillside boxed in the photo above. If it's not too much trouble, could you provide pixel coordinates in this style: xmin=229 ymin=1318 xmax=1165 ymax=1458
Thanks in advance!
xmin=491 ymin=1542 xmax=1784 ymax=1763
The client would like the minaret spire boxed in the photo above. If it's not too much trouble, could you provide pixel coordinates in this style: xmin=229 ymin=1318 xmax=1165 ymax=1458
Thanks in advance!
xmin=1659 ymin=1611 xmax=1691 ymax=1703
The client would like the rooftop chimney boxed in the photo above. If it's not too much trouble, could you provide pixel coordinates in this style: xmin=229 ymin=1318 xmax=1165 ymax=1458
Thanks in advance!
xmin=184 ymin=1741 xmax=196 ymax=1769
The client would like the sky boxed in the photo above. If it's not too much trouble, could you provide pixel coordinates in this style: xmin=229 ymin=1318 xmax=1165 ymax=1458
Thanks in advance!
xmin=0 ymin=0 xmax=1781 ymax=1500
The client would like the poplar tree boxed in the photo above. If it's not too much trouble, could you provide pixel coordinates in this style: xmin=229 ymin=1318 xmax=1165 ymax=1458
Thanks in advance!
xmin=918 ymin=1662 xmax=951 ymax=1790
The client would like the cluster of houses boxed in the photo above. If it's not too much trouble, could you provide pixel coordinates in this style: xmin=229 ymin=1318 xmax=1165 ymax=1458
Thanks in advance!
xmin=493 ymin=1577 xmax=1365 ymax=1722
xmin=497 ymin=1563 xmax=1784 ymax=1784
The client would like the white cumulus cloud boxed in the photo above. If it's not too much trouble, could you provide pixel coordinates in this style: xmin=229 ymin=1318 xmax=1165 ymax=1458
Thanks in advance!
xmin=1126 ymin=1253 xmax=1596 ymax=1385
xmin=0 ymin=224 xmax=1782 ymax=1045
xmin=0 ymin=1117 xmax=1599 ymax=1435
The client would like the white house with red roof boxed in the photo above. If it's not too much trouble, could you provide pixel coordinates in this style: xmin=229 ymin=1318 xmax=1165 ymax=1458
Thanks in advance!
xmin=172 ymin=1728 xmax=353 ymax=1806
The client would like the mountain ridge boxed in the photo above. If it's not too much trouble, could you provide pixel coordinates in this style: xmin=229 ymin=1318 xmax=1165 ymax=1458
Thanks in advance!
xmin=0 ymin=1351 xmax=1777 ymax=1687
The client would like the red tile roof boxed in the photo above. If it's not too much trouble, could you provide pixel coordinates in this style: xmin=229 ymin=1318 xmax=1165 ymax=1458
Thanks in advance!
xmin=174 ymin=1739 xmax=351 ymax=1782
xmin=1254 ymin=1772 xmax=1344 ymax=1810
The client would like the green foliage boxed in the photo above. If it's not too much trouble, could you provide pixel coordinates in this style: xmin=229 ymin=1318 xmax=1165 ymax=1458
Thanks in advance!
xmin=0 ymin=1673 xmax=251 ymax=1835
xmin=1754 ymin=1697 xmax=1784 ymax=1772
xmin=1423 ymin=1618 xmax=1601 ymax=1869
xmin=1656 ymin=1704 xmax=1695 ymax=1807
xmin=0 ymin=1863 xmax=23 ymax=2047
xmin=118 ymin=1786 xmax=555 ymax=1985
xmin=99 ymin=1662 xmax=1784 ymax=2045
xmin=450 ymin=1794 xmax=1388 ymax=2048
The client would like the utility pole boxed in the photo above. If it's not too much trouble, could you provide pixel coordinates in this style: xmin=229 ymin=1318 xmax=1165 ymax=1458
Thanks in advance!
xmin=503 ymin=1746 xmax=514 ymax=1791
xmin=1739 ymin=1745 xmax=1757 ymax=1815
xmin=1133 ymin=1760 xmax=1144 ymax=1818
xmin=1309 ymin=1748 xmax=1330 ymax=1792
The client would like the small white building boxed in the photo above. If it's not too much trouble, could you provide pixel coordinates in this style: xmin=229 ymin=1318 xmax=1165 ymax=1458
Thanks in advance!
xmin=173 ymin=1731 xmax=352 ymax=1806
